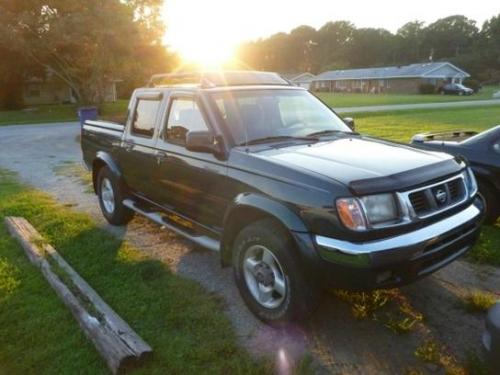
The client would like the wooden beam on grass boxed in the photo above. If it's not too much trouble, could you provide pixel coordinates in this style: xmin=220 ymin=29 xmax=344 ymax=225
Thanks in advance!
xmin=5 ymin=216 xmax=152 ymax=374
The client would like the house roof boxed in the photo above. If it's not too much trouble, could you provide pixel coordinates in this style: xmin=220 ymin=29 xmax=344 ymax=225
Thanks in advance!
xmin=314 ymin=62 xmax=470 ymax=81
xmin=280 ymin=72 xmax=316 ymax=82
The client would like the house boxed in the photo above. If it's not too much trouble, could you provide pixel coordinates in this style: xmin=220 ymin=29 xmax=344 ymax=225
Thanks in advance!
xmin=23 ymin=73 xmax=119 ymax=105
xmin=311 ymin=62 xmax=470 ymax=94
xmin=280 ymin=72 xmax=316 ymax=90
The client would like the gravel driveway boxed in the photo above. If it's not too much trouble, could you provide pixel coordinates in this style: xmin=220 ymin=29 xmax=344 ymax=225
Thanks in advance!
xmin=1 ymin=122 xmax=499 ymax=374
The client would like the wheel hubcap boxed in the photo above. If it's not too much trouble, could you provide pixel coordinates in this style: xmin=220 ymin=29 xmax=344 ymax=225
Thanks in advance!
xmin=243 ymin=245 xmax=287 ymax=309
xmin=100 ymin=178 xmax=115 ymax=214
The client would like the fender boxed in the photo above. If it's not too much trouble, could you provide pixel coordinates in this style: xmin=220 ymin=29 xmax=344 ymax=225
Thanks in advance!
xmin=471 ymin=164 xmax=500 ymax=190
xmin=224 ymin=193 xmax=308 ymax=232
xmin=92 ymin=151 xmax=123 ymax=192
xmin=220 ymin=193 xmax=309 ymax=265
xmin=94 ymin=151 xmax=122 ymax=178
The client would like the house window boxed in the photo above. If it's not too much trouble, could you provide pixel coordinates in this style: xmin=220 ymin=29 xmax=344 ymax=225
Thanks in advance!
xmin=26 ymin=84 xmax=41 ymax=97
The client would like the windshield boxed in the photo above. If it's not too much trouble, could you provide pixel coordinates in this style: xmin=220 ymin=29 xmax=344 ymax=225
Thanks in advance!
xmin=209 ymin=89 xmax=351 ymax=145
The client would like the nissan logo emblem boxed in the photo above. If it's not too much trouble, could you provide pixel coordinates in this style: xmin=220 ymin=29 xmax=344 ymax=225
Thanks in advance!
xmin=434 ymin=189 xmax=447 ymax=204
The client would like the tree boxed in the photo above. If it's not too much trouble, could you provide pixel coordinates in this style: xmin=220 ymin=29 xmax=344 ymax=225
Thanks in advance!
xmin=478 ymin=14 xmax=500 ymax=82
xmin=348 ymin=28 xmax=395 ymax=68
xmin=235 ymin=14 xmax=499 ymax=82
xmin=423 ymin=15 xmax=478 ymax=60
xmin=396 ymin=21 xmax=425 ymax=63
xmin=0 ymin=0 xmax=168 ymax=104
xmin=316 ymin=21 xmax=355 ymax=70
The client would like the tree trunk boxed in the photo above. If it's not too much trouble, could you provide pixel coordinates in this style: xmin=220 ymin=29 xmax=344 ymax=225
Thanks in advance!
xmin=5 ymin=217 xmax=153 ymax=374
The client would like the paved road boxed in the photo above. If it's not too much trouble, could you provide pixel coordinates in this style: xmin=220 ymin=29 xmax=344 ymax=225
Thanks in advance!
xmin=336 ymin=98 xmax=500 ymax=113
xmin=1 ymin=122 xmax=499 ymax=374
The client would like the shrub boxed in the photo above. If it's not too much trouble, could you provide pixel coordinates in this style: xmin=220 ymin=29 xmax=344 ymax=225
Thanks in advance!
xmin=418 ymin=83 xmax=436 ymax=94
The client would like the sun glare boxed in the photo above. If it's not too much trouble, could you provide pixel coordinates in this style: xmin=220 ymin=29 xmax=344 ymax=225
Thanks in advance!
xmin=176 ymin=36 xmax=236 ymax=68
xmin=162 ymin=2 xmax=240 ymax=68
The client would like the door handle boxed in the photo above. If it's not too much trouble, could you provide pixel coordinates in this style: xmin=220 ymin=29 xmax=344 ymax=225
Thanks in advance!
xmin=124 ymin=143 xmax=134 ymax=152
xmin=157 ymin=151 xmax=168 ymax=158
xmin=156 ymin=151 xmax=168 ymax=164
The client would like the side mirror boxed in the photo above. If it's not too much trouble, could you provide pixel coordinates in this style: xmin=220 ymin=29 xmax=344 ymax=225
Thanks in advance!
xmin=344 ymin=117 xmax=355 ymax=131
xmin=185 ymin=130 xmax=218 ymax=153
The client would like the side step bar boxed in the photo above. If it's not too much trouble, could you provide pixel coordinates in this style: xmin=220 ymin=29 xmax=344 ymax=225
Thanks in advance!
xmin=123 ymin=199 xmax=220 ymax=252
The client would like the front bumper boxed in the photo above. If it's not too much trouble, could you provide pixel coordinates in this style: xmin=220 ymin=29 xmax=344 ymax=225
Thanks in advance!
xmin=312 ymin=198 xmax=484 ymax=290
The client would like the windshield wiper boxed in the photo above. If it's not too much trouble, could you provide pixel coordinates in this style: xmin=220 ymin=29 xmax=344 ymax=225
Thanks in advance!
xmin=306 ymin=129 xmax=353 ymax=137
xmin=240 ymin=135 xmax=316 ymax=146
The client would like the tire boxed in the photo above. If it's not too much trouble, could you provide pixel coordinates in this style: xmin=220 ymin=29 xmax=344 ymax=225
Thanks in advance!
xmin=479 ymin=182 xmax=500 ymax=225
xmin=97 ymin=166 xmax=134 ymax=225
xmin=232 ymin=218 xmax=321 ymax=324
xmin=458 ymin=91 xmax=463 ymax=96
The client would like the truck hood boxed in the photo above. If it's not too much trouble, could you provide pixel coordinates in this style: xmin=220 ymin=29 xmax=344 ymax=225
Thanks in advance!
xmin=259 ymin=136 xmax=461 ymax=194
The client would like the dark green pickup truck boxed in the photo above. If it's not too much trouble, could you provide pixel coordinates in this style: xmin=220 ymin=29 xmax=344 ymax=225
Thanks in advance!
xmin=82 ymin=71 xmax=484 ymax=323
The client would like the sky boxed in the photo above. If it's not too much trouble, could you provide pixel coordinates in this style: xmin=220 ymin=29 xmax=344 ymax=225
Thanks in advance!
xmin=162 ymin=0 xmax=500 ymax=65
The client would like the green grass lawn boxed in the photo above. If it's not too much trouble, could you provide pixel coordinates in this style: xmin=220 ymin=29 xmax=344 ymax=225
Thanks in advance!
xmin=351 ymin=104 xmax=500 ymax=143
xmin=0 ymin=169 xmax=269 ymax=374
xmin=318 ymin=85 xmax=499 ymax=108
xmin=0 ymin=100 xmax=129 ymax=126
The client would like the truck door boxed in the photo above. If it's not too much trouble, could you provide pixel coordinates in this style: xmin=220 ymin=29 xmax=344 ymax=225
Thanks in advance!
xmin=120 ymin=91 xmax=164 ymax=197
xmin=153 ymin=93 xmax=228 ymax=230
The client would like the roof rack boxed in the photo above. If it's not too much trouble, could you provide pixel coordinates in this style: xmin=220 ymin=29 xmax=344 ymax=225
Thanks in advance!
xmin=147 ymin=71 xmax=291 ymax=88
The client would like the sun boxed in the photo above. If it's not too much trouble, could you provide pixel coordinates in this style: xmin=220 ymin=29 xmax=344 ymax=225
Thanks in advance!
xmin=162 ymin=2 xmax=239 ymax=69
xmin=175 ymin=37 xmax=236 ymax=68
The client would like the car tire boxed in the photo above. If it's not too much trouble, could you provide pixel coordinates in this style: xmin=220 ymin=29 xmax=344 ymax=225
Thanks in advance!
xmin=440 ymin=90 xmax=445 ymax=95
xmin=479 ymin=181 xmax=499 ymax=225
xmin=459 ymin=91 xmax=463 ymax=96
xmin=97 ymin=166 xmax=134 ymax=225
xmin=232 ymin=218 xmax=321 ymax=324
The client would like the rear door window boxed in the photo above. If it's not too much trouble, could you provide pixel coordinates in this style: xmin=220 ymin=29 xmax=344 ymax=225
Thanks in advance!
xmin=131 ymin=99 xmax=161 ymax=137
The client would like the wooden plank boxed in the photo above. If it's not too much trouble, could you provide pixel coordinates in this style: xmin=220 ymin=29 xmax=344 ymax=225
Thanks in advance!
xmin=5 ymin=217 xmax=152 ymax=374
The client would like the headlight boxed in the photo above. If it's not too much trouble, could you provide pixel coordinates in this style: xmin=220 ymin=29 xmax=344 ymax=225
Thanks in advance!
xmin=336 ymin=193 xmax=399 ymax=231
xmin=465 ymin=168 xmax=478 ymax=197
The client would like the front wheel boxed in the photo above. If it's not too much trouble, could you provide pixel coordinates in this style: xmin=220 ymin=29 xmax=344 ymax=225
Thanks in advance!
xmin=232 ymin=219 xmax=321 ymax=324
xmin=479 ymin=182 xmax=500 ymax=225
xmin=97 ymin=166 xmax=134 ymax=225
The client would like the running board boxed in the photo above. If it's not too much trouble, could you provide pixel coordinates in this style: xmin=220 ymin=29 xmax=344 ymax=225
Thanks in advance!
xmin=123 ymin=199 xmax=220 ymax=252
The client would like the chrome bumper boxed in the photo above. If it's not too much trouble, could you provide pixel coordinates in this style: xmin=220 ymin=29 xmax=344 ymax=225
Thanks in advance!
xmin=316 ymin=203 xmax=482 ymax=255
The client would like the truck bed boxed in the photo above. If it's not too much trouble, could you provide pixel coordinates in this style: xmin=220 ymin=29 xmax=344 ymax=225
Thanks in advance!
xmin=81 ymin=120 xmax=124 ymax=170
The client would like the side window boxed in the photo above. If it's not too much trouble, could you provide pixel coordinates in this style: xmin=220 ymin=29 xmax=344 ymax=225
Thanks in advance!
xmin=131 ymin=99 xmax=160 ymax=137
xmin=166 ymin=98 xmax=208 ymax=144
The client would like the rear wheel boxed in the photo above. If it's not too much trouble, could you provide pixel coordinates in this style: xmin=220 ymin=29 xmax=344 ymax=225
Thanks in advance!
xmin=97 ymin=166 xmax=134 ymax=225
xmin=479 ymin=182 xmax=500 ymax=225
xmin=232 ymin=218 xmax=321 ymax=324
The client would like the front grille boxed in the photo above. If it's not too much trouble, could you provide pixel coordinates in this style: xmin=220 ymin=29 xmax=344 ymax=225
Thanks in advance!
xmin=408 ymin=191 xmax=430 ymax=214
xmin=407 ymin=175 xmax=466 ymax=217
